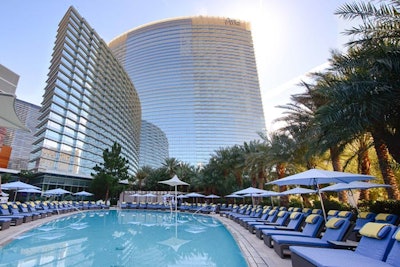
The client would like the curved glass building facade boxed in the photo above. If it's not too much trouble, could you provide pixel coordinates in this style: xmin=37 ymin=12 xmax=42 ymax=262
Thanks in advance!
xmin=109 ymin=16 xmax=265 ymax=166
xmin=139 ymin=120 xmax=168 ymax=169
xmin=29 ymin=6 xmax=141 ymax=178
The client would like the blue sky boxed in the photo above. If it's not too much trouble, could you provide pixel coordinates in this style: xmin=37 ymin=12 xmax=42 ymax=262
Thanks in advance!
xmin=0 ymin=0 xmax=356 ymax=129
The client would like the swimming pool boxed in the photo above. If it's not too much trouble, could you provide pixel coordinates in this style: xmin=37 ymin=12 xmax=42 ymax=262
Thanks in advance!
xmin=0 ymin=210 xmax=248 ymax=266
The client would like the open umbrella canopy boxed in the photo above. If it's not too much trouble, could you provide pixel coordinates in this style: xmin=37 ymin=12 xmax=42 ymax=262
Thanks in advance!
xmin=258 ymin=191 xmax=281 ymax=197
xmin=44 ymin=188 xmax=71 ymax=196
xmin=1 ymin=181 xmax=40 ymax=190
xmin=159 ymin=175 xmax=189 ymax=187
xmin=185 ymin=192 xmax=205 ymax=198
xmin=158 ymin=175 xmax=189 ymax=213
xmin=73 ymin=191 xmax=93 ymax=196
xmin=233 ymin=187 xmax=272 ymax=195
xmin=268 ymin=169 xmax=376 ymax=222
xmin=267 ymin=169 xmax=375 ymax=187
xmin=205 ymin=194 xmax=220 ymax=199
xmin=17 ymin=188 xmax=42 ymax=194
xmin=320 ymin=181 xmax=391 ymax=192
xmin=143 ymin=193 xmax=157 ymax=197
xmin=278 ymin=187 xmax=316 ymax=195
xmin=225 ymin=194 xmax=244 ymax=198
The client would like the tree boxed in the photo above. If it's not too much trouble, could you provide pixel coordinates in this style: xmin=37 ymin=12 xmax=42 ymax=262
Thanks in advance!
xmin=91 ymin=142 xmax=130 ymax=201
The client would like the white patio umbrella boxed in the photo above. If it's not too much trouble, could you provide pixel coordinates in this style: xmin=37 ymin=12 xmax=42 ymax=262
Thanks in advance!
xmin=205 ymin=194 xmax=220 ymax=199
xmin=17 ymin=188 xmax=42 ymax=201
xmin=185 ymin=192 xmax=205 ymax=198
xmin=205 ymin=194 xmax=220 ymax=204
xmin=159 ymin=175 xmax=189 ymax=213
xmin=225 ymin=193 xmax=244 ymax=204
xmin=74 ymin=191 xmax=93 ymax=200
xmin=185 ymin=192 xmax=205 ymax=204
xmin=18 ymin=188 xmax=42 ymax=193
xmin=143 ymin=193 xmax=157 ymax=203
xmin=267 ymin=168 xmax=375 ymax=221
xmin=130 ymin=193 xmax=142 ymax=201
xmin=74 ymin=190 xmax=93 ymax=196
xmin=44 ymin=188 xmax=72 ymax=196
xmin=233 ymin=187 xmax=274 ymax=206
xmin=321 ymin=181 xmax=391 ymax=213
xmin=278 ymin=187 xmax=316 ymax=208
xmin=259 ymin=190 xmax=281 ymax=207
xmin=1 ymin=181 xmax=41 ymax=201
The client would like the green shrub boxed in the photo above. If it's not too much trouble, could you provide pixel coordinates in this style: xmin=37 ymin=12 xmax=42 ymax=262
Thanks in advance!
xmin=369 ymin=200 xmax=400 ymax=215
xmin=288 ymin=199 xmax=303 ymax=208
xmin=313 ymin=199 xmax=350 ymax=211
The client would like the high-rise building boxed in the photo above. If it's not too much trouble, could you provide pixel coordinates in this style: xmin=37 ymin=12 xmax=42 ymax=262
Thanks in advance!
xmin=109 ymin=17 xmax=265 ymax=166
xmin=5 ymin=99 xmax=40 ymax=170
xmin=139 ymin=120 xmax=168 ymax=169
xmin=29 ymin=6 xmax=141 ymax=189
xmin=0 ymin=64 xmax=30 ymax=168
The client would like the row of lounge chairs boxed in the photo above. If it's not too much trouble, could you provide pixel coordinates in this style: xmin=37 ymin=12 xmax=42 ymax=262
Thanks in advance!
xmin=120 ymin=202 xmax=172 ymax=210
xmin=0 ymin=200 xmax=109 ymax=230
xmin=221 ymin=203 xmax=400 ymax=266
xmin=119 ymin=201 xmax=218 ymax=214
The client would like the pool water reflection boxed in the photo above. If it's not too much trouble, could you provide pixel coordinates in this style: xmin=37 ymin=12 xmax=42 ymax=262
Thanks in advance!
xmin=0 ymin=210 xmax=247 ymax=266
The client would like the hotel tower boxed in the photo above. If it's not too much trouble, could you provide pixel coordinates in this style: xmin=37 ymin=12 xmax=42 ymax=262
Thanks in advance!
xmin=109 ymin=17 xmax=265 ymax=166
xmin=29 ymin=7 xmax=141 ymax=189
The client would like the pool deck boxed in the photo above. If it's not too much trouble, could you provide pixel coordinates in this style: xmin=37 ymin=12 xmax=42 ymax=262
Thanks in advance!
xmin=0 ymin=209 xmax=292 ymax=267
xmin=216 ymin=214 xmax=292 ymax=267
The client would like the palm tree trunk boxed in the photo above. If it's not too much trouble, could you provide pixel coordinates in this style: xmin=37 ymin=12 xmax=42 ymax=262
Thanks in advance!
xmin=372 ymin=132 xmax=400 ymax=200
xmin=276 ymin=163 xmax=289 ymax=206
xmin=358 ymin=137 xmax=371 ymax=200
xmin=105 ymin=186 xmax=110 ymax=202
xmin=330 ymin=146 xmax=348 ymax=203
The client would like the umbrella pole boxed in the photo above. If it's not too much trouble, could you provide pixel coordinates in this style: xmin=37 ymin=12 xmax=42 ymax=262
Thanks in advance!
xmin=317 ymin=187 xmax=327 ymax=222
xmin=348 ymin=189 xmax=360 ymax=214
xmin=175 ymin=185 xmax=177 ymax=213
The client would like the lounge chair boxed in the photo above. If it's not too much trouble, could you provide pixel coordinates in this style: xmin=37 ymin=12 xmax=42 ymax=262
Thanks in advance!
xmin=272 ymin=217 xmax=353 ymax=258
xmin=248 ymin=210 xmax=290 ymax=234
xmin=374 ymin=213 xmax=399 ymax=225
xmin=348 ymin=211 xmax=376 ymax=241
xmin=254 ymin=211 xmax=305 ymax=239
xmin=326 ymin=209 xmax=339 ymax=220
xmin=17 ymin=203 xmax=42 ymax=219
xmin=242 ymin=206 xmax=272 ymax=228
xmin=6 ymin=203 xmax=34 ymax=222
xmin=263 ymin=214 xmax=324 ymax=248
xmin=290 ymin=222 xmax=398 ymax=267
xmin=237 ymin=206 xmax=264 ymax=225
xmin=0 ymin=203 xmax=25 ymax=225
xmin=0 ymin=218 xmax=11 ymax=230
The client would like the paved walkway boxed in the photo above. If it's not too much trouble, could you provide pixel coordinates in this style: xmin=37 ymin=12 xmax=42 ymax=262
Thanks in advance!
xmin=216 ymin=214 xmax=292 ymax=267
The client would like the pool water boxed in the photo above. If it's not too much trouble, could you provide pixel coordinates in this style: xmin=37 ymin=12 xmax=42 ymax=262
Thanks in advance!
xmin=0 ymin=210 xmax=247 ymax=267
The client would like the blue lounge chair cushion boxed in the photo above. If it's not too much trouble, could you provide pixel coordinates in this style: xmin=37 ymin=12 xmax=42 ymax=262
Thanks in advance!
xmin=359 ymin=222 xmax=391 ymax=239
xmin=273 ymin=235 xmax=331 ymax=247
xmin=290 ymin=212 xmax=301 ymax=220
xmin=290 ymin=246 xmax=394 ymax=267
xmin=385 ymin=229 xmax=400 ymax=267
xmin=325 ymin=217 xmax=345 ymax=229
xmin=305 ymin=214 xmax=319 ymax=224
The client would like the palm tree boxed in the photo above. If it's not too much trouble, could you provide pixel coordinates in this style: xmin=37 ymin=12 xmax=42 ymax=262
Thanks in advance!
xmin=162 ymin=158 xmax=180 ymax=177
xmin=314 ymin=47 xmax=400 ymax=199
xmin=335 ymin=1 xmax=400 ymax=164
xmin=134 ymin=166 xmax=153 ymax=190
